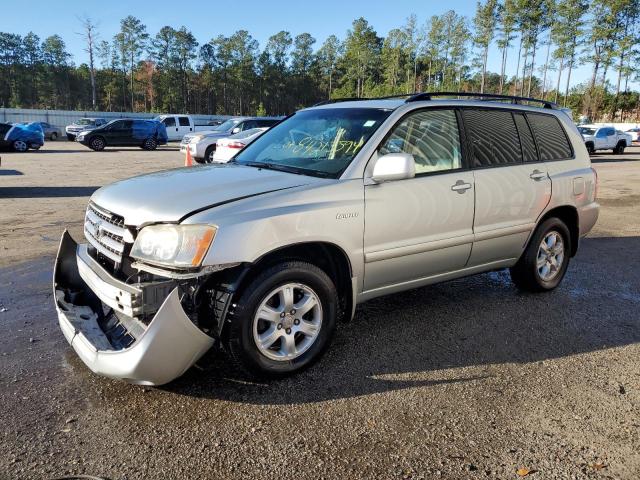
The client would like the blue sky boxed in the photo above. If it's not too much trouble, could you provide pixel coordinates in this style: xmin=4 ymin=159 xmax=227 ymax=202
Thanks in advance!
xmin=0 ymin=0 xmax=619 ymax=90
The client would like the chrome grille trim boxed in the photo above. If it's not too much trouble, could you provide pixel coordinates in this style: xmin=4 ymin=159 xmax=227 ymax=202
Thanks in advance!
xmin=84 ymin=203 xmax=127 ymax=263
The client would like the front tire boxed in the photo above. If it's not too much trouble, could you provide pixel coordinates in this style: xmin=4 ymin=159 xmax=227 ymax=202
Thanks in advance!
xmin=66 ymin=134 xmax=75 ymax=141
xmin=585 ymin=142 xmax=595 ymax=155
xmin=510 ymin=217 xmax=571 ymax=292
xmin=142 ymin=137 xmax=158 ymax=150
xmin=89 ymin=136 xmax=105 ymax=151
xmin=13 ymin=140 xmax=28 ymax=152
xmin=225 ymin=261 xmax=338 ymax=378
xmin=613 ymin=142 xmax=625 ymax=154
xmin=204 ymin=145 xmax=215 ymax=163
xmin=50 ymin=132 xmax=58 ymax=141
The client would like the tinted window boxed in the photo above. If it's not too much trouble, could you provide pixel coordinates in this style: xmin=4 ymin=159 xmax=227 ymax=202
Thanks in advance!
xmin=379 ymin=109 xmax=462 ymax=174
xmin=163 ymin=117 xmax=176 ymax=127
xmin=178 ymin=116 xmax=190 ymax=126
xmin=527 ymin=113 xmax=573 ymax=161
xmin=463 ymin=109 xmax=522 ymax=167
xmin=514 ymin=113 xmax=538 ymax=162
xmin=241 ymin=120 xmax=257 ymax=130
xmin=108 ymin=120 xmax=124 ymax=129
xmin=0 ymin=123 xmax=10 ymax=136
xmin=257 ymin=119 xmax=278 ymax=127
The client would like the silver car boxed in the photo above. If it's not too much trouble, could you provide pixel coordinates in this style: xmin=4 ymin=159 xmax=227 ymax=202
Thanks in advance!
xmin=53 ymin=93 xmax=599 ymax=385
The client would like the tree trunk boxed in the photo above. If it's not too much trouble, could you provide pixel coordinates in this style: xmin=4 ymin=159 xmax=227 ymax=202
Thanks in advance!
xmin=541 ymin=32 xmax=552 ymax=100
xmin=554 ymin=56 xmax=564 ymax=104
xmin=499 ymin=44 xmax=508 ymax=94
xmin=564 ymin=55 xmax=573 ymax=108
xmin=513 ymin=35 xmax=523 ymax=95
xmin=527 ymin=40 xmax=537 ymax=97
xmin=480 ymin=46 xmax=488 ymax=93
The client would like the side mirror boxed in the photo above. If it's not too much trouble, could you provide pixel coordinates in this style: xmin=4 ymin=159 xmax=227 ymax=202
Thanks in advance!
xmin=232 ymin=127 xmax=241 ymax=134
xmin=371 ymin=153 xmax=416 ymax=183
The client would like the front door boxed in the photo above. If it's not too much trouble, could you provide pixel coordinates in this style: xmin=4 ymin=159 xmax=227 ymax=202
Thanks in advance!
xmin=363 ymin=108 xmax=475 ymax=292
xmin=162 ymin=117 xmax=179 ymax=140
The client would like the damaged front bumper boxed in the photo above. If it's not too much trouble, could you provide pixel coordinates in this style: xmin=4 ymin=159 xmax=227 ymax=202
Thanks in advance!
xmin=53 ymin=231 xmax=215 ymax=386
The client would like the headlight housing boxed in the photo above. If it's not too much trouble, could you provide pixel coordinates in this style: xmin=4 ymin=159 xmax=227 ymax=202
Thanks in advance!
xmin=130 ymin=224 xmax=217 ymax=269
xmin=190 ymin=134 xmax=205 ymax=143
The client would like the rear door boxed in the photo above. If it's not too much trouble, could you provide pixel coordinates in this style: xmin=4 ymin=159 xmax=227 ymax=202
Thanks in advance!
xmin=462 ymin=108 xmax=551 ymax=266
xmin=177 ymin=116 xmax=192 ymax=138
xmin=0 ymin=123 xmax=11 ymax=147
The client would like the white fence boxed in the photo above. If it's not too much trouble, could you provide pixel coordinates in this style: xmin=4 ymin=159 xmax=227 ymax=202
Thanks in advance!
xmin=0 ymin=108 xmax=231 ymax=129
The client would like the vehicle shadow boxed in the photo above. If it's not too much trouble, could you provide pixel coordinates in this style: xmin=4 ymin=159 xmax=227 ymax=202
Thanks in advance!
xmin=0 ymin=169 xmax=23 ymax=176
xmin=165 ymin=236 xmax=640 ymax=404
xmin=0 ymin=186 xmax=100 ymax=198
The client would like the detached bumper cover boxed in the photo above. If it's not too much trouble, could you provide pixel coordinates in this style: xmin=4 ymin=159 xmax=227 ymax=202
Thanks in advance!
xmin=53 ymin=231 xmax=214 ymax=385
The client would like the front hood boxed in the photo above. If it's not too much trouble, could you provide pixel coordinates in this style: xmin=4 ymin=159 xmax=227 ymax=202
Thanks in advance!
xmin=90 ymin=164 xmax=317 ymax=226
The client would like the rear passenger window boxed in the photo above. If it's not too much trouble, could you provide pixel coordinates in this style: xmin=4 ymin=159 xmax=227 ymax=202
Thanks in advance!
xmin=463 ymin=109 xmax=522 ymax=167
xmin=527 ymin=113 xmax=573 ymax=160
xmin=514 ymin=114 xmax=538 ymax=162
xmin=379 ymin=109 xmax=461 ymax=175
xmin=178 ymin=116 xmax=190 ymax=127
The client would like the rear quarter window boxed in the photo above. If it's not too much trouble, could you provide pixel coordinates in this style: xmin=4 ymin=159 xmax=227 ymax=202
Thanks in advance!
xmin=178 ymin=117 xmax=190 ymax=126
xmin=527 ymin=113 xmax=573 ymax=161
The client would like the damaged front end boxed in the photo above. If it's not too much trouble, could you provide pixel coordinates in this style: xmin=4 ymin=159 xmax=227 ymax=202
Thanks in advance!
xmin=53 ymin=231 xmax=219 ymax=386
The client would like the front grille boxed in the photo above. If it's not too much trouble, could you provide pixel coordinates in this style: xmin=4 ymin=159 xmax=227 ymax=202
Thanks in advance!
xmin=84 ymin=202 xmax=127 ymax=264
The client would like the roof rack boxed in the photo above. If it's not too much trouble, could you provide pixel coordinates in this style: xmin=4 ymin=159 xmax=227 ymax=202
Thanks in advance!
xmin=312 ymin=93 xmax=419 ymax=107
xmin=405 ymin=91 xmax=559 ymax=109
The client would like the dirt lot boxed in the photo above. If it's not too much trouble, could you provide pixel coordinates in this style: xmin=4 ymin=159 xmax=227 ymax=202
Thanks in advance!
xmin=1 ymin=142 xmax=639 ymax=479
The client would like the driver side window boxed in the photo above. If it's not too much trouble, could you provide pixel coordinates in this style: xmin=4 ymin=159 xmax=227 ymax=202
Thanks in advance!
xmin=379 ymin=109 xmax=461 ymax=174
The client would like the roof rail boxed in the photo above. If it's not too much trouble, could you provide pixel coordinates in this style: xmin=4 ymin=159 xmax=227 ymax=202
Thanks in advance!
xmin=406 ymin=91 xmax=559 ymax=109
xmin=313 ymin=97 xmax=367 ymax=106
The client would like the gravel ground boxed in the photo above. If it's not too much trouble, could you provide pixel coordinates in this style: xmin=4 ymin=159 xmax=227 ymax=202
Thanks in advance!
xmin=0 ymin=142 xmax=639 ymax=479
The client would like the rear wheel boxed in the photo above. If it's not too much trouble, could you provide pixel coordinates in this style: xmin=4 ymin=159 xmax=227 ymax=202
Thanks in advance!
xmin=510 ymin=217 xmax=571 ymax=292
xmin=613 ymin=141 xmax=625 ymax=154
xmin=142 ymin=137 xmax=158 ymax=150
xmin=585 ymin=142 xmax=595 ymax=154
xmin=50 ymin=132 xmax=58 ymax=141
xmin=89 ymin=136 xmax=105 ymax=151
xmin=225 ymin=261 xmax=337 ymax=378
xmin=13 ymin=140 xmax=28 ymax=152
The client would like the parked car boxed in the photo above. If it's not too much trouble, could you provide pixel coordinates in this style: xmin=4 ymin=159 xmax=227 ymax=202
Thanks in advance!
xmin=37 ymin=122 xmax=63 ymax=140
xmin=578 ymin=125 xmax=632 ymax=154
xmin=0 ymin=122 xmax=44 ymax=152
xmin=66 ymin=117 xmax=108 ymax=141
xmin=54 ymin=93 xmax=599 ymax=386
xmin=154 ymin=114 xmax=217 ymax=141
xmin=624 ymin=127 xmax=639 ymax=142
xmin=76 ymin=119 xmax=168 ymax=151
xmin=212 ymin=127 xmax=268 ymax=162
xmin=181 ymin=117 xmax=281 ymax=163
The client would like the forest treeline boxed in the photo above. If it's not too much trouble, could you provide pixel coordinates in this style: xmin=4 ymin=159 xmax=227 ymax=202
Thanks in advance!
xmin=1 ymin=0 xmax=639 ymax=121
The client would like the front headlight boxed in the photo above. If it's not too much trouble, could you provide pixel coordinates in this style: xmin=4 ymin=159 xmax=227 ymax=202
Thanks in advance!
xmin=190 ymin=135 xmax=205 ymax=143
xmin=130 ymin=224 xmax=217 ymax=268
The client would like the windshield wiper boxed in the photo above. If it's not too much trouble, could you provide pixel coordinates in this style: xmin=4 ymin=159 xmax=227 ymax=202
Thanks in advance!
xmin=241 ymin=161 xmax=335 ymax=178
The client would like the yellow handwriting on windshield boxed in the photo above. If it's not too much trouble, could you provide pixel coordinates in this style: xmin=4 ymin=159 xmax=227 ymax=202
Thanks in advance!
xmin=283 ymin=134 xmax=365 ymax=159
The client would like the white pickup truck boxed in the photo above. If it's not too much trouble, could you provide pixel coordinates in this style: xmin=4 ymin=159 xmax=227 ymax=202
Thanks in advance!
xmin=578 ymin=125 xmax=632 ymax=154
xmin=154 ymin=115 xmax=223 ymax=141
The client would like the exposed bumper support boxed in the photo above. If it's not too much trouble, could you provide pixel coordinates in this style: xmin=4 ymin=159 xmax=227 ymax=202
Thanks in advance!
xmin=53 ymin=231 xmax=214 ymax=386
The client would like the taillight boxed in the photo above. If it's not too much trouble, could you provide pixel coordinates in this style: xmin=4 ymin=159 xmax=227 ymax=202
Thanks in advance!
xmin=591 ymin=167 xmax=599 ymax=200
xmin=227 ymin=141 xmax=245 ymax=149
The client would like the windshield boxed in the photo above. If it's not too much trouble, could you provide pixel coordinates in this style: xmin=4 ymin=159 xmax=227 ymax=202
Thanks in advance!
xmin=214 ymin=119 xmax=241 ymax=131
xmin=232 ymin=108 xmax=391 ymax=178
xmin=578 ymin=127 xmax=596 ymax=136
xmin=77 ymin=118 xmax=93 ymax=125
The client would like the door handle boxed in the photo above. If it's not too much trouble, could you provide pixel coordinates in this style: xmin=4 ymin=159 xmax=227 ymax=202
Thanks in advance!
xmin=451 ymin=180 xmax=472 ymax=193
xmin=530 ymin=170 xmax=547 ymax=181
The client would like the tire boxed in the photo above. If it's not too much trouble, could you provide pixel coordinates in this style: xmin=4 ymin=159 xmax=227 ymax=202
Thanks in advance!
xmin=89 ymin=136 xmax=105 ymax=151
xmin=142 ymin=137 xmax=158 ymax=151
xmin=50 ymin=132 xmax=58 ymax=141
xmin=66 ymin=134 xmax=75 ymax=141
xmin=510 ymin=217 xmax=571 ymax=292
xmin=225 ymin=261 xmax=338 ymax=378
xmin=613 ymin=142 xmax=625 ymax=154
xmin=585 ymin=142 xmax=595 ymax=155
xmin=204 ymin=145 xmax=215 ymax=163
xmin=12 ymin=140 xmax=28 ymax=152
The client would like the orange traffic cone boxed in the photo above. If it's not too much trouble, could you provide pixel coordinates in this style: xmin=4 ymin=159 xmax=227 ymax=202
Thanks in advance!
xmin=185 ymin=146 xmax=193 ymax=167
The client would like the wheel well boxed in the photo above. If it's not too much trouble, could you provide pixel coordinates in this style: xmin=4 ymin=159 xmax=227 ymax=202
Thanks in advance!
xmin=538 ymin=206 xmax=579 ymax=256
xmin=238 ymin=242 xmax=353 ymax=321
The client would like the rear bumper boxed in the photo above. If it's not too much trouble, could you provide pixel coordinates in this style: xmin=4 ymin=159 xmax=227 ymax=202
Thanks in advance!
xmin=53 ymin=231 xmax=214 ymax=385
xmin=578 ymin=201 xmax=599 ymax=237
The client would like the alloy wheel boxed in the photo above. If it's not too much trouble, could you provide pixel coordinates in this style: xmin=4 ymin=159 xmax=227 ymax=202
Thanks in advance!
xmin=252 ymin=283 xmax=323 ymax=361
xmin=536 ymin=231 xmax=565 ymax=281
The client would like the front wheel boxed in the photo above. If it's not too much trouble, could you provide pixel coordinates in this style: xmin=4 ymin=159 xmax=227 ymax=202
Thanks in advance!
xmin=613 ymin=142 xmax=625 ymax=154
xmin=50 ymin=132 xmax=58 ymax=141
xmin=13 ymin=140 xmax=28 ymax=152
xmin=89 ymin=136 xmax=105 ymax=151
xmin=510 ymin=217 xmax=571 ymax=292
xmin=225 ymin=261 xmax=338 ymax=378
xmin=204 ymin=145 xmax=215 ymax=163
xmin=142 ymin=137 xmax=158 ymax=150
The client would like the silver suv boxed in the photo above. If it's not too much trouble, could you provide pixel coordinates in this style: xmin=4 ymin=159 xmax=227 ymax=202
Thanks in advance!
xmin=54 ymin=93 xmax=599 ymax=385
